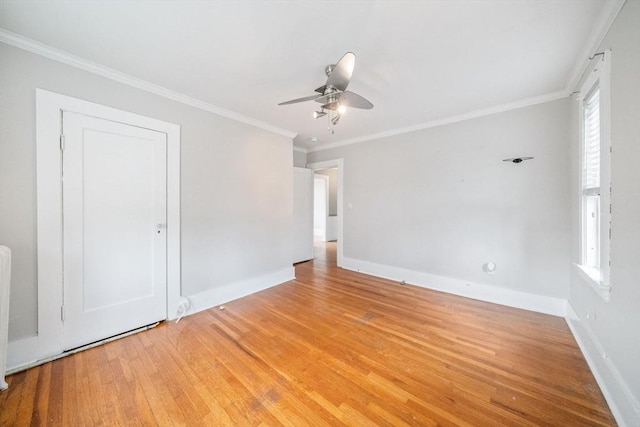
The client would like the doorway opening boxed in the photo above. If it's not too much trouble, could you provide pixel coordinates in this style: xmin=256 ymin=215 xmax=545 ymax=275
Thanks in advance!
xmin=313 ymin=171 xmax=334 ymax=265
xmin=308 ymin=161 xmax=341 ymax=267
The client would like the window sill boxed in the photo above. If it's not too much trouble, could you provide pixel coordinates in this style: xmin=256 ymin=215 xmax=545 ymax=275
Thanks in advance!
xmin=574 ymin=263 xmax=611 ymax=302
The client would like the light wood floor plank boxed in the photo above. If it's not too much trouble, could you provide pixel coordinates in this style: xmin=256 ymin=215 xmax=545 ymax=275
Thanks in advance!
xmin=0 ymin=242 xmax=615 ymax=425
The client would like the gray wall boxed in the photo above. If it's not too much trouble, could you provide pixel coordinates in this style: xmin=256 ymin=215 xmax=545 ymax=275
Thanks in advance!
xmin=308 ymin=99 xmax=571 ymax=299
xmin=315 ymin=168 xmax=338 ymax=216
xmin=0 ymin=43 xmax=293 ymax=341
xmin=569 ymin=0 xmax=640 ymax=419
xmin=293 ymin=149 xmax=306 ymax=167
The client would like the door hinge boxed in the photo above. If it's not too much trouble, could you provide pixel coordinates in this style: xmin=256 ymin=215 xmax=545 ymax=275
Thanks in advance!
xmin=61 ymin=305 xmax=65 ymax=322
xmin=60 ymin=134 xmax=65 ymax=151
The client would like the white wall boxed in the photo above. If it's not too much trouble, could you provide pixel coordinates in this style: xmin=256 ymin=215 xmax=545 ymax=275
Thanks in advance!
xmin=315 ymin=168 xmax=338 ymax=241
xmin=308 ymin=99 xmax=571 ymax=306
xmin=567 ymin=1 xmax=640 ymax=425
xmin=0 ymin=43 xmax=294 ymax=343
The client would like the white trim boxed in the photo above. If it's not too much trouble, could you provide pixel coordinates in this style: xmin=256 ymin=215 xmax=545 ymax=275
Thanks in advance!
xmin=574 ymin=263 xmax=611 ymax=302
xmin=293 ymin=146 xmax=308 ymax=153
xmin=0 ymin=29 xmax=296 ymax=139
xmin=0 ymin=246 xmax=10 ymax=389
xmin=575 ymin=51 xmax=612 ymax=300
xmin=565 ymin=0 xmax=627 ymax=93
xmin=6 ymin=335 xmax=39 ymax=374
xmin=165 ymin=121 xmax=182 ymax=320
xmin=306 ymin=159 xmax=344 ymax=267
xmin=35 ymin=89 xmax=182 ymax=362
xmin=9 ymin=266 xmax=294 ymax=371
xmin=186 ymin=267 xmax=294 ymax=316
xmin=566 ymin=303 xmax=640 ymax=427
xmin=306 ymin=91 xmax=567 ymax=153
xmin=7 ymin=323 xmax=157 ymax=375
xmin=342 ymin=257 xmax=567 ymax=317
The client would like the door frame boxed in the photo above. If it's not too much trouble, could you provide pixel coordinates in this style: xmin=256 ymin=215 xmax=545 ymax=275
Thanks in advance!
xmin=35 ymin=89 xmax=181 ymax=360
xmin=313 ymin=174 xmax=329 ymax=241
xmin=306 ymin=159 xmax=344 ymax=267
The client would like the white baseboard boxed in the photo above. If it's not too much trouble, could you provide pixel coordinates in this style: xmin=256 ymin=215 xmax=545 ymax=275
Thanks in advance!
xmin=566 ymin=303 xmax=640 ymax=427
xmin=7 ymin=335 xmax=40 ymax=373
xmin=5 ymin=267 xmax=295 ymax=373
xmin=6 ymin=262 xmax=635 ymax=427
xmin=341 ymin=257 xmax=640 ymax=424
xmin=185 ymin=267 xmax=295 ymax=316
xmin=342 ymin=257 xmax=567 ymax=316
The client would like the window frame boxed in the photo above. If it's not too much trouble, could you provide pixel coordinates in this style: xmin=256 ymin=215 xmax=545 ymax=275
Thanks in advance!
xmin=575 ymin=51 xmax=612 ymax=301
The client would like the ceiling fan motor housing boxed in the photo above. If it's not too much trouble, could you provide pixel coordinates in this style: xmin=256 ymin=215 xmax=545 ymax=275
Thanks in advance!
xmin=278 ymin=52 xmax=373 ymax=127
xmin=325 ymin=64 xmax=336 ymax=77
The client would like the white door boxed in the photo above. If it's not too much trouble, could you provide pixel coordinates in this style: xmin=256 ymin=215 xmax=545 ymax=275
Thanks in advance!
xmin=293 ymin=167 xmax=313 ymax=263
xmin=62 ymin=112 xmax=167 ymax=350
xmin=313 ymin=175 xmax=329 ymax=241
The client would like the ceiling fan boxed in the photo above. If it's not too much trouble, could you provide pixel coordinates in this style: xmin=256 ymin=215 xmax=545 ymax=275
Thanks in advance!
xmin=278 ymin=52 xmax=373 ymax=130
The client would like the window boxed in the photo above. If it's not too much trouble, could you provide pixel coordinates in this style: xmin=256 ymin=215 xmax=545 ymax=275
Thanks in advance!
xmin=582 ymin=86 xmax=601 ymax=269
xmin=577 ymin=52 xmax=611 ymax=300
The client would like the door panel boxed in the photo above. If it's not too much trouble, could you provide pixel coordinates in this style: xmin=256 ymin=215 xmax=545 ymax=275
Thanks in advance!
xmin=293 ymin=167 xmax=313 ymax=263
xmin=62 ymin=112 xmax=167 ymax=350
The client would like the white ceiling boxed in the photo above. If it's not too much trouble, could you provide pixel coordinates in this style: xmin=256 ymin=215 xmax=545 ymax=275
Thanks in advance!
xmin=0 ymin=0 xmax=615 ymax=150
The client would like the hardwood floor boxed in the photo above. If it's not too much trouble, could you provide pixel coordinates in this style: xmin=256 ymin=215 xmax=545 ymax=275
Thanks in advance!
xmin=1 ymin=242 xmax=615 ymax=426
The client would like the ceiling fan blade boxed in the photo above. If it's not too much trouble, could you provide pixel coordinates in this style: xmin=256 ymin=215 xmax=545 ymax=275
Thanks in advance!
xmin=278 ymin=94 xmax=322 ymax=106
xmin=313 ymin=93 xmax=335 ymax=105
xmin=314 ymin=91 xmax=374 ymax=110
xmin=326 ymin=52 xmax=355 ymax=91
xmin=338 ymin=91 xmax=374 ymax=109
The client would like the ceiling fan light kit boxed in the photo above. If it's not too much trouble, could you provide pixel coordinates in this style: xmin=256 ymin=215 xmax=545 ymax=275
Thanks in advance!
xmin=278 ymin=52 xmax=373 ymax=133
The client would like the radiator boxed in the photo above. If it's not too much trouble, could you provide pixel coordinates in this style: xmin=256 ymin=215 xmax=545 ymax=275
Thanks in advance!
xmin=0 ymin=246 xmax=11 ymax=390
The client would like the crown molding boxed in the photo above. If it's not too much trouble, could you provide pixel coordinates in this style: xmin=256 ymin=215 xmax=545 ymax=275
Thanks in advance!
xmin=299 ymin=0 xmax=627 ymax=154
xmin=565 ymin=0 xmax=626 ymax=92
xmin=292 ymin=146 xmax=308 ymax=153
xmin=0 ymin=29 xmax=297 ymax=139
xmin=306 ymin=90 xmax=568 ymax=153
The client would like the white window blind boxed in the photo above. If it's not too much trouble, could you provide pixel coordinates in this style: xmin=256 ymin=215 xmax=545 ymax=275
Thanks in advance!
xmin=583 ymin=87 xmax=601 ymax=195
xmin=582 ymin=84 xmax=601 ymax=270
